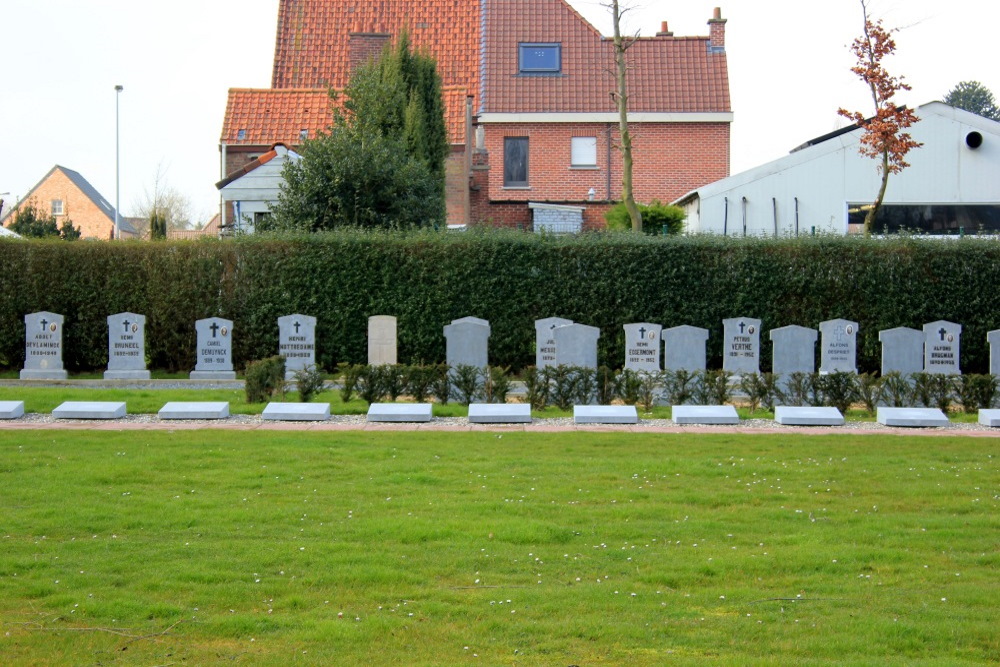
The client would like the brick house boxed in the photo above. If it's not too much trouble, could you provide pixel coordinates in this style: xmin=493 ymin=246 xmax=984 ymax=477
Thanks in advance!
xmin=0 ymin=165 xmax=138 ymax=239
xmin=219 ymin=1 xmax=732 ymax=230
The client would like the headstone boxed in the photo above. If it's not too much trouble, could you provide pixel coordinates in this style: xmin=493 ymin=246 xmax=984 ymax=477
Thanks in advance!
xmin=367 ymin=403 xmax=432 ymax=422
xmin=819 ymin=319 xmax=858 ymax=374
xmin=722 ymin=317 xmax=761 ymax=375
xmin=573 ymin=405 xmax=638 ymax=424
xmin=21 ymin=311 xmax=68 ymax=380
xmin=444 ymin=317 xmax=491 ymax=368
xmin=105 ymin=312 xmax=151 ymax=380
xmin=468 ymin=403 xmax=532 ymax=424
xmin=663 ymin=325 xmax=709 ymax=372
xmin=923 ymin=320 xmax=961 ymax=375
xmin=876 ymin=407 xmax=950 ymax=427
xmin=769 ymin=325 xmax=817 ymax=375
xmin=158 ymin=401 xmax=230 ymax=420
xmin=278 ymin=314 xmax=317 ymax=379
xmin=774 ymin=406 xmax=845 ymax=426
xmin=0 ymin=401 xmax=25 ymax=419
xmin=190 ymin=317 xmax=237 ymax=380
xmin=878 ymin=327 xmax=923 ymax=376
xmin=535 ymin=317 xmax=573 ymax=367
xmin=672 ymin=405 xmax=739 ymax=425
xmin=623 ymin=323 xmax=662 ymax=372
xmin=368 ymin=315 xmax=397 ymax=365
xmin=988 ymin=330 xmax=1000 ymax=376
xmin=262 ymin=402 xmax=330 ymax=421
xmin=554 ymin=323 xmax=600 ymax=369
xmin=52 ymin=401 xmax=127 ymax=419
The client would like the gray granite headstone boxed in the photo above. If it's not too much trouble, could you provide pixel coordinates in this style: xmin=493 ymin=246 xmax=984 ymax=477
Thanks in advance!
xmin=444 ymin=317 xmax=490 ymax=368
xmin=535 ymin=317 xmax=573 ymax=368
xmin=105 ymin=312 xmax=150 ymax=380
xmin=770 ymin=325 xmax=817 ymax=375
xmin=191 ymin=317 xmax=236 ymax=380
xmin=819 ymin=319 xmax=858 ymax=374
xmin=663 ymin=325 xmax=709 ymax=372
xmin=554 ymin=323 xmax=600 ymax=369
xmin=21 ymin=311 xmax=68 ymax=380
xmin=722 ymin=317 xmax=761 ymax=375
xmin=368 ymin=315 xmax=397 ymax=365
xmin=989 ymin=330 xmax=1000 ymax=376
xmin=278 ymin=314 xmax=317 ymax=379
xmin=923 ymin=320 xmax=961 ymax=375
xmin=878 ymin=327 xmax=923 ymax=376
xmin=623 ymin=323 xmax=662 ymax=372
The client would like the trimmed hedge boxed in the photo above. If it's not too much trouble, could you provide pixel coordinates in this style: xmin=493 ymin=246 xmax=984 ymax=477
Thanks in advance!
xmin=2 ymin=231 xmax=1000 ymax=374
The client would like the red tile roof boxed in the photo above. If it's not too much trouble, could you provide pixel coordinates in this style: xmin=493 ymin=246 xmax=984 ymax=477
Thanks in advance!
xmin=482 ymin=0 xmax=730 ymax=114
xmin=221 ymin=89 xmax=336 ymax=145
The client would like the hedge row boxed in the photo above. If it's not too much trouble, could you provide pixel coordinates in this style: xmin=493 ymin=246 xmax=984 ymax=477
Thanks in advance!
xmin=2 ymin=230 xmax=999 ymax=374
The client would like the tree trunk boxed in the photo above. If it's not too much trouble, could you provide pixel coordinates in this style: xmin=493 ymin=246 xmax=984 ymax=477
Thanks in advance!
xmin=863 ymin=149 xmax=890 ymax=235
xmin=612 ymin=0 xmax=642 ymax=232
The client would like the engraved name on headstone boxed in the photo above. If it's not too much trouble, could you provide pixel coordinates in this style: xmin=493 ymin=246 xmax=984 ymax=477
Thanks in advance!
xmin=191 ymin=317 xmax=236 ymax=379
xmin=535 ymin=317 xmax=573 ymax=368
xmin=105 ymin=312 xmax=150 ymax=379
xmin=279 ymin=314 xmax=317 ymax=379
xmin=623 ymin=323 xmax=662 ymax=372
xmin=722 ymin=317 xmax=761 ymax=375
xmin=21 ymin=311 xmax=68 ymax=380
xmin=819 ymin=319 xmax=858 ymax=374
xmin=923 ymin=320 xmax=961 ymax=375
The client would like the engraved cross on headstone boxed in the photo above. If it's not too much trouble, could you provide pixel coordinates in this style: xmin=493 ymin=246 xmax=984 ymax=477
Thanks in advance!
xmin=638 ymin=326 xmax=647 ymax=339
xmin=210 ymin=322 xmax=220 ymax=338
xmin=294 ymin=320 xmax=301 ymax=334
xmin=40 ymin=318 xmax=48 ymax=332
xmin=122 ymin=319 xmax=131 ymax=333
xmin=738 ymin=321 xmax=746 ymax=334
xmin=939 ymin=327 xmax=947 ymax=341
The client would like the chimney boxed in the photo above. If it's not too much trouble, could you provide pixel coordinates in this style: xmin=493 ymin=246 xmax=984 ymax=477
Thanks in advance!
xmin=349 ymin=32 xmax=391 ymax=72
xmin=656 ymin=21 xmax=673 ymax=37
xmin=708 ymin=7 xmax=726 ymax=51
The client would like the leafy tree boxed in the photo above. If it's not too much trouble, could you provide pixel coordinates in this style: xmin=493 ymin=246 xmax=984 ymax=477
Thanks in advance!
xmin=608 ymin=0 xmax=642 ymax=232
xmin=944 ymin=80 xmax=1000 ymax=121
xmin=7 ymin=201 xmax=80 ymax=240
xmin=605 ymin=200 xmax=684 ymax=235
xmin=131 ymin=162 xmax=193 ymax=236
xmin=268 ymin=32 xmax=447 ymax=231
xmin=838 ymin=1 xmax=921 ymax=235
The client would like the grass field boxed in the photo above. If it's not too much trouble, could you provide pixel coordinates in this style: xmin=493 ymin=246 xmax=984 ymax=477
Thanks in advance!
xmin=0 ymin=429 xmax=997 ymax=665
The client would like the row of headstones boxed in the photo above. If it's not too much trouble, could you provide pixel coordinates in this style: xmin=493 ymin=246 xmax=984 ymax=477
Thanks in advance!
xmin=16 ymin=311 xmax=983 ymax=380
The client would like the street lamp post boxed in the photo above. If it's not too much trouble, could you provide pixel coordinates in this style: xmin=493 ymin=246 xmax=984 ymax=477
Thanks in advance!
xmin=114 ymin=84 xmax=123 ymax=240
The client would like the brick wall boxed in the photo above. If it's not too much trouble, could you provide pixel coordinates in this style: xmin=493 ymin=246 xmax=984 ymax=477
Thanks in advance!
xmin=481 ymin=122 xmax=731 ymax=206
xmin=8 ymin=170 xmax=116 ymax=240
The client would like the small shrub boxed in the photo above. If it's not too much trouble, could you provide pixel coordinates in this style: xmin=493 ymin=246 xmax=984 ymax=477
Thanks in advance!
xmin=338 ymin=362 xmax=363 ymax=403
xmin=523 ymin=366 xmax=549 ymax=410
xmin=619 ymin=369 xmax=642 ymax=406
xmin=911 ymin=372 xmax=934 ymax=408
xmin=595 ymin=366 xmax=619 ymax=405
xmin=481 ymin=366 xmax=512 ymax=404
xmin=432 ymin=364 xmax=451 ymax=405
xmin=855 ymin=373 xmax=882 ymax=414
xmin=245 ymin=355 xmax=286 ymax=404
xmin=758 ymin=373 xmax=782 ymax=412
xmin=452 ymin=364 xmax=482 ymax=405
xmin=881 ymin=371 xmax=911 ymax=407
xmin=739 ymin=373 xmax=768 ymax=414
xmin=293 ymin=364 xmax=327 ymax=403
xmin=605 ymin=200 xmax=685 ymax=235
xmin=818 ymin=372 xmax=857 ymax=414
xmin=704 ymin=370 xmax=733 ymax=405
xmin=574 ymin=367 xmax=597 ymax=406
xmin=662 ymin=369 xmax=696 ymax=406
xmin=406 ymin=364 xmax=438 ymax=403
xmin=358 ymin=365 xmax=388 ymax=404
xmin=548 ymin=365 xmax=579 ymax=411
xmin=929 ymin=374 xmax=956 ymax=413
xmin=384 ymin=364 xmax=408 ymax=401
xmin=784 ymin=372 xmax=814 ymax=407
xmin=957 ymin=373 xmax=998 ymax=413
xmin=638 ymin=371 xmax=662 ymax=412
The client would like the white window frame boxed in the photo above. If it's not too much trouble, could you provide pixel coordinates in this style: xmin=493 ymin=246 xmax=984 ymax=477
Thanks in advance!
xmin=570 ymin=137 xmax=597 ymax=168
xmin=51 ymin=199 xmax=64 ymax=216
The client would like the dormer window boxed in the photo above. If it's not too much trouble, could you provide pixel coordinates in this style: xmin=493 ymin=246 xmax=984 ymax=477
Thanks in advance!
xmin=519 ymin=43 xmax=561 ymax=74
xmin=299 ymin=129 xmax=309 ymax=140
xmin=236 ymin=129 xmax=247 ymax=141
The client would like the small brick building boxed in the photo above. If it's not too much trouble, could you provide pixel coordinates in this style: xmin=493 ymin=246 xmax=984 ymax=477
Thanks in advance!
xmin=0 ymin=165 xmax=138 ymax=240
xmin=219 ymin=1 xmax=732 ymax=230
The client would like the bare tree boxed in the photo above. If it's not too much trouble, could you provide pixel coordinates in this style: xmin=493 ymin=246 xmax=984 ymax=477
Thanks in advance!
xmin=607 ymin=0 xmax=642 ymax=231
xmin=130 ymin=162 xmax=192 ymax=236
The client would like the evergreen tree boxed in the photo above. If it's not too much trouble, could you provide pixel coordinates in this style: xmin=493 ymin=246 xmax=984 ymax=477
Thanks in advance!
xmin=8 ymin=202 xmax=61 ymax=238
xmin=944 ymin=81 xmax=1000 ymax=121
xmin=150 ymin=209 xmax=168 ymax=240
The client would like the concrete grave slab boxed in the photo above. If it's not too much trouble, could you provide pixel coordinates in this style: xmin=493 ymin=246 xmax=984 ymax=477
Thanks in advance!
xmin=877 ymin=407 xmax=950 ymax=428
xmin=573 ymin=405 xmax=638 ymax=424
xmin=367 ymin=403 xmax=433 ymax=422
xmin=0 ymin=401 xmax=25 ymax=419
xmin=468 ymin=403 xmax=532 ymax=423
xmin=672 ymin=405 xmax=739 ymax=425
xmin=774 ymin=406 xmax=845 ymax=426
xmin=262 ymin=402 xmax=330 ymax=421
xmin=52 ymin=401 xmax=127 ymax=420
xmin=977 ymin=409 xmax=1000 ymax=427
xmin=158 ymin=402 xmax=230 ymax=420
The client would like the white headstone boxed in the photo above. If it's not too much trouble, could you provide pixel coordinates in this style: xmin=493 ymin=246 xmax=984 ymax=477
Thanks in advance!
xmin=554 ymin=323 xmax=600 ymax=369
xmin=368 ymin=315 xmax=397 ymax=365
xmin=878 ymin=327 xmax=923 ymax=376
xmin=623 ymin=323 xmax=662 ymax=371
xmin=722 ymin=317 xmax=761 ymax=375
xmin=444 ymin=317 xmax=491 ymax=368
xmin=21 ymin=311 xmax=68 ymax=379
xmin=819 ymin=319 xmax=858 ymax=374
xmin=278 ymin=314 xmax=317 ymax=379
xmin=663 ymin=325 xmax=709 ymax=372
xmin=534 ymin=317 xmax=573 ymax=368
xmin=191 ymin=317 xmax=236 ymax=379
xmin=923 ymin=320 xmax=961 ymax=375
xmin=105 ymin=312 xmax=150 ymax=379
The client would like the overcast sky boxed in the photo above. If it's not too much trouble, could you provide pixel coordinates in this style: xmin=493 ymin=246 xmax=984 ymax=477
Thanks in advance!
xmin=2 ymin=0 xmax=997 ymax=224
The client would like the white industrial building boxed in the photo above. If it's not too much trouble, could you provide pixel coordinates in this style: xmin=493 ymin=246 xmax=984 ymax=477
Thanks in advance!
xmin=676 ymin=102 xmax=1000 ymax=236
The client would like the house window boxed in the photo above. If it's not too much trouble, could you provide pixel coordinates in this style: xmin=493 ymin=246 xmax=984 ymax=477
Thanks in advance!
xmin=571 ymin=137 xmax=597 ymax=167
xmin=51 ymin=199 xmax=64 ymax=216
xmin=504 ymin=137 xmax=529 ymax=187
xmin=299 ymin=129 xmax=309 ymax=140
xmin=519 ymin=43 xmax=561 ymax=74
xmin=236 ymin=129 xmax=247 ymax=141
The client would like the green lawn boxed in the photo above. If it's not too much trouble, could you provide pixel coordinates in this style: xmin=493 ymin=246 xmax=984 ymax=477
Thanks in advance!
xmin=0 ymin=430 xmax=996 ymax=665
